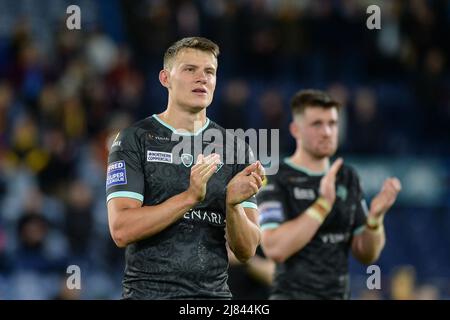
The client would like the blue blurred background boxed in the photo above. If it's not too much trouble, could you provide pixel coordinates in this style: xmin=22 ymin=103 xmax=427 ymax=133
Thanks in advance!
xmin=0 ymin=0 xmax=449 ymax=299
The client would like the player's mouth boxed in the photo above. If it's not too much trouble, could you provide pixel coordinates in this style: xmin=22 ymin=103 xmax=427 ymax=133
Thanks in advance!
xmin=319 ymin=140 xmax=333 ymax=148
xmin=192 ymin=88 xmax=208 ymax=96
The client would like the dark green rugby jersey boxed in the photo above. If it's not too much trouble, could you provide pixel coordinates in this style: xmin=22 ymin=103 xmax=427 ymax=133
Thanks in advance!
xmin=257 ymin=159 xmax=368 ymax=300
xmin=106 ymin=114 xmax=257 ymax=299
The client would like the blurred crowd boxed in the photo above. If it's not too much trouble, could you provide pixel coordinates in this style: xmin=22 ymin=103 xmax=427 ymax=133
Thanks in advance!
xmin=0 ymin=0 xmax=449 ymax=299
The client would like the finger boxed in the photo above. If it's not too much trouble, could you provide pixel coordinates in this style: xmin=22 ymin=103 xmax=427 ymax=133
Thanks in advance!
xmin=191 ymin=154 xmax=203 ymax=169
xmin=389 ymin=177 xmax=402 ymax=192
xmin=197 ymin=154 xmax=204 ymax=164
xmin=383 ymin=179 xmax=401 ymax=196
xmin=200 ymin=161 xmax=218 ymax=176
xmin=191 ymin=155 xmax=205 ymax=169
xmin=202 ymin=163 xmax=218 ymax=182
xmin=194 ymin=154 xmax=218 ymax=174
xmin=327 ymin=158 xmax=343 ymax=178
xmin=248 ymin=181 xmax=259 ymax=195
xmin=205 ymin=153 xmax=221 ymax=165
xmin=255 ymin=161 xmax=266 ymax=180
xmin=251 ymin=172 xmax=263 ymax=189
xmin=239 ymin=162 xmax=258 ymax=176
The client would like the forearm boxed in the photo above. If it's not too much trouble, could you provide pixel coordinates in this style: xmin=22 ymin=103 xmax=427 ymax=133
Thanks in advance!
xmin=352 ymin=218 xmax=386 ymax=264
xmin=262 ymin=197 xmax=331 ymax=263
xmin=108 ymin=191 xmax=197 ymax=247
xmin=225 ymin=204 xmax=261 ymax=262
xmin=262 ymin=214 xmax=321 ymax=263
xmin=246 ymin=255 xmax=275 ymax=285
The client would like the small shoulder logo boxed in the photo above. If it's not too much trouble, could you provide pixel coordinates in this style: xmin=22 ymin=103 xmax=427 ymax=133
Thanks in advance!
xmin=181 ymin=153 xmax=193 ymax=167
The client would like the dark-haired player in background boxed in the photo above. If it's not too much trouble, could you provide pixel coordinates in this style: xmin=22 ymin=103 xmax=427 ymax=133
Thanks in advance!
xmin=106 ymin=37 xmax=264 ymax=299
xmin=258 ymin=89 xmax=401 ymax=299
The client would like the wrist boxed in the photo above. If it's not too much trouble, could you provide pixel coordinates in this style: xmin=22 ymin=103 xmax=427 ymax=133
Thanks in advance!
xmin=306 ymin=196 xmax=332 ymax=224
xmin=366 ymin=214 xmax=384 ymax=231
xmin=226 ymin=199 xmax=239 ymax=209
xmin=183 ymin=190 xmax=200 ymax=208
xmin=225 ymin=186 xmax=239 ymax=207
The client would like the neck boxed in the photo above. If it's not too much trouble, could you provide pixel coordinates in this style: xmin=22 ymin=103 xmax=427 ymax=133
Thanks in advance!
xmin=158 ymin=103 xmax=207 ymax=133
xmin=289 ymin=147 xmax=330 ymax=173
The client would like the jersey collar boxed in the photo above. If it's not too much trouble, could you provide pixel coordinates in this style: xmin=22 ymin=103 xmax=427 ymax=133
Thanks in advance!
xmin=284 ymin=158 xmax=328 ymax=176
xmin=152 ymin=114 xmax=210 ymax=136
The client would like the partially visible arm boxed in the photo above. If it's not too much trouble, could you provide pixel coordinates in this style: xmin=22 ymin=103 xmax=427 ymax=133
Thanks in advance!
xmin=108 ymin=192 xmax=197 ymax=248
xmin=108 ymin=154 xmax=220 ymax=247
xmin=351 ymin=177 xmax=401 ymax=264
xmin=226 ymin=206 xmax=261 ymax=263
xmin=261 ymin=159 xmax=343 ymax=263
xmin=225 ymin=161 xmax=266 ymax=262
xmin=246 ymin=254 xmax=276 ymax=286
xmin=261 ymin=212 xmax=323 ymax=263
xmin=351 ymin=221 xmax=386 ymax=265
xmin=227 ymin=247 xmax=275 ymax=286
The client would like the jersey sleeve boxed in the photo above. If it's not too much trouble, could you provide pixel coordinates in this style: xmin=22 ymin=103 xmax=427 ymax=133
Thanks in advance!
xmin=256 ymin=177 xmax=287 ymax=231
xmin=106 ymin=127 xmax=145 ymax=203
xmin=234 ymin=140 xmax=257 ymax=209
xmin=351 ymin=170 xmax=369 ymax=236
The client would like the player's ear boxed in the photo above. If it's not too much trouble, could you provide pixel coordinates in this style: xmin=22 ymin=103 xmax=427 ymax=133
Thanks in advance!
xmin=289 ymin=121 xmax=300 ymax=139
xmin=159 ymin=69 xmax=170 ymax=89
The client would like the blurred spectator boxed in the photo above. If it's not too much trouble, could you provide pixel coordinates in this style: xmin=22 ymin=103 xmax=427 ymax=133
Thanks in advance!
xmin=218 ymin=79 xmax=250 ymax=130
xmin=415 ymin=284 xmax=440 ymax=300
xmin=64 ymin=181 xmax=94 ymax=259
xmin=390 ymin=265 xmax=416 ymax=300
xmin=346 ymin=87 xmax=385 ymax=154
xmin=11 ymin=213 xmax=65 ymax=273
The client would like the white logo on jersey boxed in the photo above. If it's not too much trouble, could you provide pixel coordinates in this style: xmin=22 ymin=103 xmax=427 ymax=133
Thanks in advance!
xmin=147 ymin=150 xmax=173 ymax=163
xmin=293 ymin=187 xmax=316 ymax=200
xmin=181 ymin=153 xmax=193 ymax=167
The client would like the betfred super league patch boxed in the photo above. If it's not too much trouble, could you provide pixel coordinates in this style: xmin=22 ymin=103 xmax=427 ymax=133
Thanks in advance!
xmin=106 ymin=160 xmax=127 ymax=189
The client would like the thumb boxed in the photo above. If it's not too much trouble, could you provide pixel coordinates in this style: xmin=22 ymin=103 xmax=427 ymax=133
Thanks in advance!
xmin=327 ymin=158 xmax=343 ymax=178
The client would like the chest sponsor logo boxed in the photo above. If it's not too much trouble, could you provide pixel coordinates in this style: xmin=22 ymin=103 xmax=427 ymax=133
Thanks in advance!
xmin=106 ymin=160 xmax=127 ymax=189
xmin=183 ymin=209 xmax=225 ymax=226
xmin=147 ymin=133 xmax=170 ymax=141
xmin=181 ymin=153 xmax=193 ymax=167
xmin=147 ymin=150 xmax=173 ymax=163
xmin=293 ymin=187 xmax=316 ymax=200
xmin=288 ymin=177 xmax=308 ymax=183
xmin=320 ymin=232 xmax=350 ymax=244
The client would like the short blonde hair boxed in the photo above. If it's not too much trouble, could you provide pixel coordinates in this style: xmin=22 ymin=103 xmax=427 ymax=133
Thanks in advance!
xmin=163 ymin=37 xmax=220 ymax=69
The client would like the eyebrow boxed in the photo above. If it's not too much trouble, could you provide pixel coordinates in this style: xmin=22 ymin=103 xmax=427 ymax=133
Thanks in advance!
xmin=182 ymin=64 xmax=216 ymax=70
